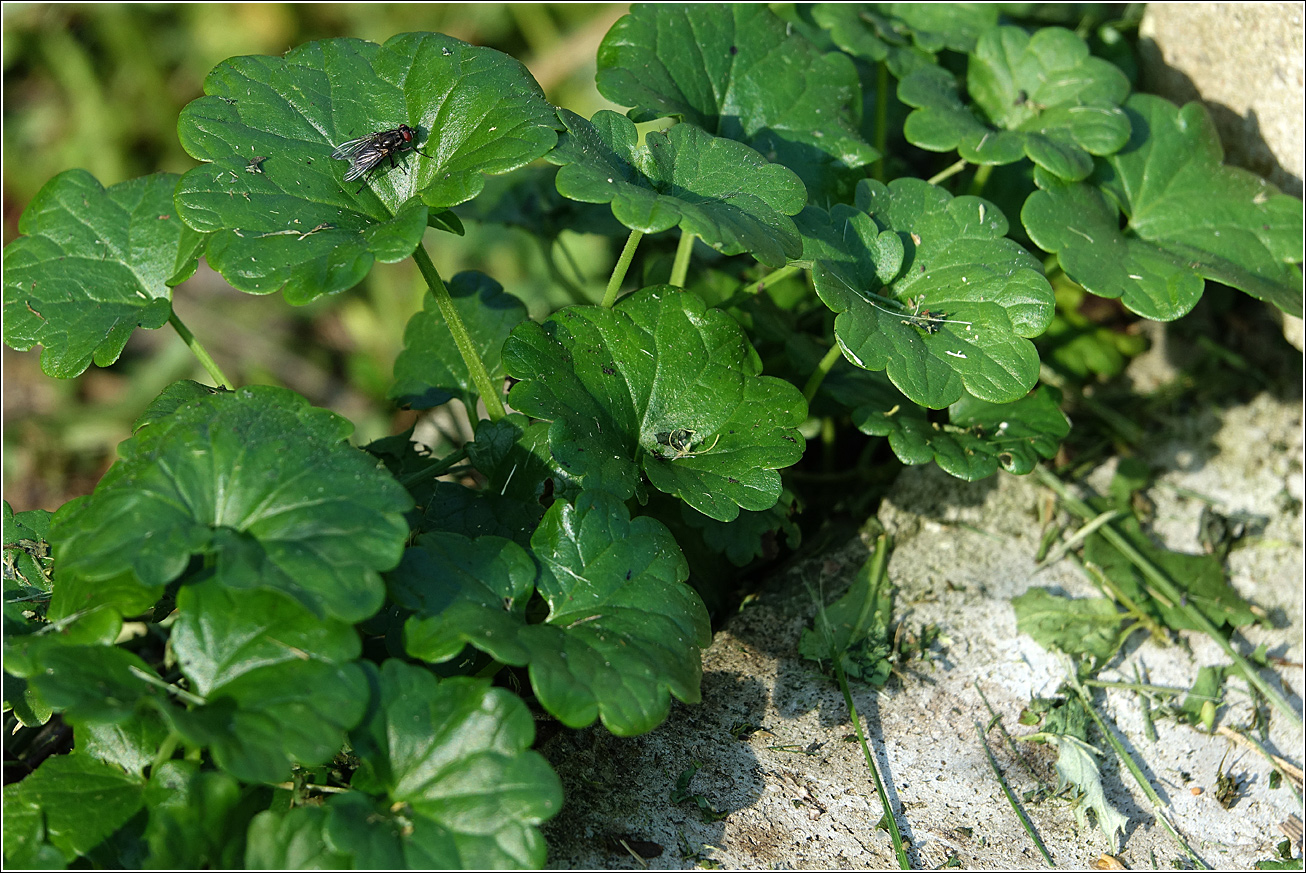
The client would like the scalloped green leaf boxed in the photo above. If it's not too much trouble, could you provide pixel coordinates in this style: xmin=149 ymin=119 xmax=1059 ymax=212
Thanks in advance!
xmin=547 ymin=109 xmax=805 ymax=268
xmin=595 ymin=3 xmax=878 ymax=205
xmin=812 ymin=178 xmax=1054 ymax=409
xmin=3 ymin=784 xmax=68 ymax=869
xmin=76 ymin=711 xmax=172 ymax=778
xmin=245 ymin=806 xmax=350 ymax=869
xmin=844 ymin=377 xmax=1069 ymax=480
xmin=170 ymin=577 xmax=361 ymax=696
xmin=174 ymin=33 xmax=559 ymax=302
xmin=390 ymin=271 xmax=528 ymax=410
xmin=393 ymin=532 xmax=537 ymax=664
xmin=48 ymin=384 xmax=411 ymax=624
xmin=899 ymin=27 xmax=1130 ymax=181
xmin=9 ymin=754 xmax=144 ymax=864
xmin=143 ymin=761 xmax=250 ymax=870
xmin=27 ymin=633 xmax=366 ymax=786
xmin=813 ymin=3 xmax=998 ymax=77
xmin=2 ymin=171 xmax=197 ymax=379
xmin=340 ymin=660 xmax=561 ymax=869
xmin=679 ymin=489 xmax=800 ymax=568
xmin=405 ymin=492 xmax=711 ymax=736
xmin=1022 ymin=95 xmax=1304 ymax=320
xmin=502 ymin=286 xmax=807 ymax=521
xmin=165 ymin=657 xmax=369 ymax=785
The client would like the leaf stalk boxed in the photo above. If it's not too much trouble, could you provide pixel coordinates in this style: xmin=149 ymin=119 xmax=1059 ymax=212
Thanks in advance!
xmin=412 ymin=244 xmax=506 ymax=421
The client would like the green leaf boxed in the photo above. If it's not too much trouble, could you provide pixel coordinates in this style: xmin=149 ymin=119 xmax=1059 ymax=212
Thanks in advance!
xmin=50 ymin=384 xmax=411 ymax=623
xmin=143 ymin=760 xmax=252 ymax=869
xmin=393 ymin=532 xmax=537 ymax=664
xmin=799 ymin=551 xmax=895 ymax=686
xmin=1012 ymin=588 xmax=1131 ymax=662
xmin=390 ymin=271 xmax=528 ymax=409
xmin=547 ymin=109 xmax=805 ymax=268
xmin=812 ymin=179 xmax=1055 ymax=409
xmin=2 ymin=171 xmax=190 ymax=379
xmin=245 ymin=806 xmax=349 ymax=869
xmin=1023 ymin=95 xmax=1304 ymax=319
xmin=596 ymin=4 xmax=878 ymax=205
xmin=1046 ymin=733 xmax=1129 ymax=848
xmin=3 ymin=785 xmax=67 ymax=869
xmin=812 ymin=3 xmax=998 ymax=77
xmin=842 ymin=372 xmax=1070 ymax=479
xmin=503 ymin=286 xmax=807 ymax=521
xmin=899 ymin=26 xmax=1130 ymax=181
xmin=1083 ymin=516 xmax=1257 ymax=632
xmin=12 ymin=753 xmax=145 ymax=863
xmin=338 ymin=660 xmax=561 ymax=869
xmin=4 ymin=502 xmax=54 ymax=598
xmin=25 ymin=645 xmax=160 ymax=724
xmin=679 ymin=490 xmax=801 ymax=567
xmin=406 ymin=492 xmax=712 ymax=736
xmin=174 ymin=34 xmax=559 ymax=302
xmin=464 ymin=414 xmax=568 ymax=506
xmin=5 ymin=606 xmax=124 ymax=683
xmin=4 ymin=503 xmax=56 ymax=682
xmin=1178 ymin=665 xmax=1228 ymax=726
xmin=133 ymin=380 xmax=224 ymax=431
xmin=75 ymin=710 xmax=172 ymax=777
xmin=171 ymin=577 xmax=362 ymax=696
xmin=166 ymin=658 xmax=369 ymax=785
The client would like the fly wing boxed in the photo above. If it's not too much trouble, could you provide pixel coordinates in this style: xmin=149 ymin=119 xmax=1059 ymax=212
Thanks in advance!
xmin=330 ymin=135 xmax=374 ymax=161
xmin=340 ymin=145 xmax=387 ymax=182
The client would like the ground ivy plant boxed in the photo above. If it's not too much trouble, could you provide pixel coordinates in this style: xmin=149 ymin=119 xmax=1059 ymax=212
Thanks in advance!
xmin=3 ymin=5 xmax=1301 ymax=869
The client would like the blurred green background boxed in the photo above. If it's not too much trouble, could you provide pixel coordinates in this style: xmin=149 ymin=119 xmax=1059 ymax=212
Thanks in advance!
xmin=3 ymin=3 xmax=628 ymax=513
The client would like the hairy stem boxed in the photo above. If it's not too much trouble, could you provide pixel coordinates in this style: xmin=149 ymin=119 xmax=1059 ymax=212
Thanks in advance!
xmin=412 ymin=244 xmax=506 ymax=421
xmin=926 ymin=158 xmax=968 ymax=187
xmin=169 ymin=311 xmax=234 ymax=390
xmin=604 ymin=228 xmax=643 ymax=308
xmin=738 ymin=262 xmax=803 ymax=297
xmin=803 ymin=343 xmax=844 ymax=404
xmin=967 ymin=162 xmax=994 ymax=197
xmin=670 ymin=230 xmax=695 ymax=288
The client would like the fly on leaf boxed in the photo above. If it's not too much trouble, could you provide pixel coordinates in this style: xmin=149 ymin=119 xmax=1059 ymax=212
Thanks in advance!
xmin=330 ymin=124 xmax=430 ymax=184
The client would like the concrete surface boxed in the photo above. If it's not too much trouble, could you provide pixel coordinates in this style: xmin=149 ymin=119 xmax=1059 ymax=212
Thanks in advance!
xmin=539 ymin=387 xmax=1304 ymax=869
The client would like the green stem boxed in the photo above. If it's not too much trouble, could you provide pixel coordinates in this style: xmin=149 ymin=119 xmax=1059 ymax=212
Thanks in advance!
xmin=874 ymin=61 xmax=889 ymax=182
xmin=967 ymin=163 xmax=994 ymax=198
xmin=1035 ymin=508 xmax=1123 ymax=568
xmin=738 ymin=262 xmax=803 ymax=297
xmin=148 ymin=730 xmax=181 ymax=777
xmin=670 ymin=230 xmax=695 ymax=288
xmin=975 ymin=720 xmax=1056 ymax=867
xmin=926 ymin=158 xmax=968 ymax=187
xmin=1034 ymin=466 xmax=1302 ymax=730
xmin=604 ymin=229 xmax=643 ymax=308
xmin=803 ymin=343 xmax=844 ymax=404
xmin=1073 ymin=556 xmax=1167 ymax=640
xmin=412 ymin=244 xmax=506 ymax=421
xmin=1069 ymin=674 xmax=1207 ymax=868
xmin=398 ymin=446 xmax=468 ymax=489
xmin=168 ymin=311 xmax=234 ymax=390
xmin=834 ymin=657 xmax=910 ymax=869
xmin=1134 ymin=664 xmax=1159 ymax=742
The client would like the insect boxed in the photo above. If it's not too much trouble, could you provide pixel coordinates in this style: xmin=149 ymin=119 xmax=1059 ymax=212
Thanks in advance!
xmin=654 ymin=428 xmax=720 ymax=460
xmin=330 ymin=124 xmax=430 ymax=185
xmin=825 ymin=269 xmax=972 ymax=335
